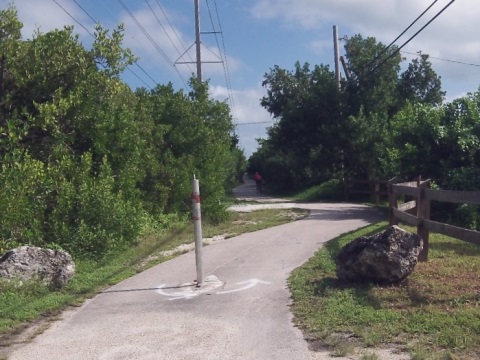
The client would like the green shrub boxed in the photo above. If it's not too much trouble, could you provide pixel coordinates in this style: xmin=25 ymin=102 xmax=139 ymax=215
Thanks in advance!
xmin=49 ymin=154 xmax=142 ymax=258
xmin=0 ymin=151 xmax=49 ymax=252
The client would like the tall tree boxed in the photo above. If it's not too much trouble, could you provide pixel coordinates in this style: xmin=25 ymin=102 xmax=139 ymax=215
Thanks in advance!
xmin=343 ymin=34 xmax=402 ymax=117
xmin=259 ymin=61 xmax=344 ymax=189
xmin=398 ymin=52 xmax=445 ymax=107
xmin=0 ymin=5 xmax=239 ymax=257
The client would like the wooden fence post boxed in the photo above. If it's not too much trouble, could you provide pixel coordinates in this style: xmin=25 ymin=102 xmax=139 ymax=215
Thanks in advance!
xmin=388 ymin=177 xmax=398 ymax=226
xmin=417 ymin=179 xmax=431 ymax=262
xmin=374 ymin=178 xmax=380 ymax=205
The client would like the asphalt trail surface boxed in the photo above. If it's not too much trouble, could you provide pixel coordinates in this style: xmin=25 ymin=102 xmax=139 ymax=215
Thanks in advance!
xmin=8 ymin=179 xmax=390 ymax=360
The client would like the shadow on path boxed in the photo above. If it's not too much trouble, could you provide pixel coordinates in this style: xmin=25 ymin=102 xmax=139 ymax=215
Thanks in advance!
xmin=232 ymin=176 xmax=291 ymax=203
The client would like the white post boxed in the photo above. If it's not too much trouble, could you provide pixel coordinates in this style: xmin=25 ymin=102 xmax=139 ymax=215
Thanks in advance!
xmin=333 ymin=25 xmax=341 ymax=89
xmin=192 ymin=175 xmax=204 ymax=286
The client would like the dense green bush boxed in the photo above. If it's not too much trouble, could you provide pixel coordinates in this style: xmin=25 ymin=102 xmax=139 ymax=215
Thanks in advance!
xmin=0 ymin=7 xmax=245 ymax=258
xmin=48 ymin=154 xmax=142 ymax=258
xmin=0 ymin=151 xmax=48 ymax=250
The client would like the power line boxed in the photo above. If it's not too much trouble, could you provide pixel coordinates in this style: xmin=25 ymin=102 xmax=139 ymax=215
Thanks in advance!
xmin=70 ymin=0 xmax=157 ymax=88
xmin=117 ymin=0 xmax=172 ymax=66
xmin=206 ymin=0 xmax=238 ymax=124
xmin=52 ymin=0 xmax=94 ymax=37
xmin=117 ymin=0 xmax=188 ymax=87
xmin=53 ymin=0 xmax=154 ymax=88
xmin=367 ymin=0 xmax=439 ymax=70
xmin=145 ymin=0 xmax=194 ymax=73
xmin=402 ymin=51 xmax=480 ymax=68
xmin=369 ymin=0 xmax=457 ymax=76
xmin=154 ymin=0 xmax=196 ymax=65
xmin=212 ymin=0 xmax=235 ymax=99
xmin=72 ymin=0 xmax=96 ymax=24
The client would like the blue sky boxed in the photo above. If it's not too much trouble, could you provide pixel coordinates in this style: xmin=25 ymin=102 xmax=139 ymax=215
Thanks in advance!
xmin=1 ymin=0 xmax=480 ymax=156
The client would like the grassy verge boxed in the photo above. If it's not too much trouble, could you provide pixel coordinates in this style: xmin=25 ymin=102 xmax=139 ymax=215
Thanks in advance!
xmin=0 ymin=207 xmax=309 ymax=345
xmin=289 ymin=221 xmax=480 ymax=360
xmin=284 ymin=179 xmax=344 ymax=202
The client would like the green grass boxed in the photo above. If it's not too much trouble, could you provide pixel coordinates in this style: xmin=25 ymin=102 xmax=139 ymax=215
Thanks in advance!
xmin=0 ymin=208 xmax=309 ymax=346
xmin=289 ymin=222 xmax=480 ymax=359
xmin=285 ymin=179 xmax=344 ymax=202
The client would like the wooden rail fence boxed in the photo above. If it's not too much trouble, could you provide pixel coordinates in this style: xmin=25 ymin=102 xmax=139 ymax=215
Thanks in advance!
xmin=388 ymin=177 xmax=480 ymax=261
xmin=344 ymin=178 xmax=388 ymax=205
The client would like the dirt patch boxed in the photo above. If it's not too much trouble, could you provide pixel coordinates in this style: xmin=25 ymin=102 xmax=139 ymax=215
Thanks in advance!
xmin=0 ymin=310 xmax=64 ymax=358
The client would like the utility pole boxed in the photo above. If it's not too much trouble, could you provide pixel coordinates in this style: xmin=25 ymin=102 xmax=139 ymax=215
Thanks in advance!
xmin=175 ymin=1 xmax=223 ymax=80
xmin=340 ymin=56 xmax=350 ymax=80
xmin=194 ymin=0 xmax=202 ymax=82
xmin=333 ymin=25 xmax=341 ymax=89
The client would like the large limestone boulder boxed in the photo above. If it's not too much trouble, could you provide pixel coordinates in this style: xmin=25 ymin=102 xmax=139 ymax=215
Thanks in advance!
xmin=0 ymin=246 xmax=75 ymax=288
xmin=335 ymin=226 xmax=423 ymax=284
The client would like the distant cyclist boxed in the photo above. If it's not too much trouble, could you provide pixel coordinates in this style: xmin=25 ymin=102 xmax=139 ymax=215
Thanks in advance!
xmin=253 ymin=172 xmax=263 ymax=194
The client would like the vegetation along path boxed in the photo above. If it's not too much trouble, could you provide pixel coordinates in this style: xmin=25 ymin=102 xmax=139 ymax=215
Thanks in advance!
xmin=6 ymin=181 xmax=390 ymax=360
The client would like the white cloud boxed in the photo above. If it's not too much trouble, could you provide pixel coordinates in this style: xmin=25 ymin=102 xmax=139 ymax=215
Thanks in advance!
xmin=6 ymin=0 xmax=90 ymax=39
xmin=116 ymin=3 xmax=244 ymax=86
xmin=210 ymin=84 xmax=273 ymax=156
xmin=250 ymin=0 xmax=480 ymax=97
xmin=310 ymin=39 xmax=332 ymax=57
xmin=118 ymin=6 xmax=193 ymax=80
xmin=249 ymin=0 xmax=480 ymax=61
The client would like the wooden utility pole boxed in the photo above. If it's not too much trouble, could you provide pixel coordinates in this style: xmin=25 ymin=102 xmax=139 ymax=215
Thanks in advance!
xmin=333 ymin=25 xmax=341 ymax=89
xmin=340 ymin=56 xmax=350 ymax=80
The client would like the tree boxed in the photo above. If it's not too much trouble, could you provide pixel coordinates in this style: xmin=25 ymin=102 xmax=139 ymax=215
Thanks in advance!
xmin=382 ymin=102 xmax=444 ymax=180
xmin=0 ymin=6 xmax=240 ymax=256
xmin=398 ymin=52 xmax=445 ymax=107
xmin=253 ymin=33 xmax=451 ymax=189
xmin=259 ymin=61 xmax=344 ymax=189
xmin=134 ymin=79 xmax=236 ymax=221
xmin=0 ymin=6 xmax=22 ymax=128
xmin=343 ymin=34 xmax=402 ymax=117
xmin=341 ymin=36 xmax=446 ymax=181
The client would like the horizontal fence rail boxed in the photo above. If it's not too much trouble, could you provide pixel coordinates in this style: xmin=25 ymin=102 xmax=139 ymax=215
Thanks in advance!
xmin=344 ymin=178 xmax=389 ymax=204
xmin=388 ymin=177 xmax=480 ymax=261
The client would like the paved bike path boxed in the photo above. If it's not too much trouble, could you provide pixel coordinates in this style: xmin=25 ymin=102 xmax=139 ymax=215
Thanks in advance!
xmin=8 ymin=182 xmax=386 ymax=360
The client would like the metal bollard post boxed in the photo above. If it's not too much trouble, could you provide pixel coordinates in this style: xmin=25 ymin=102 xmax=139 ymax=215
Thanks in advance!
xmin=192 ymin=175 xmax=204 ymax=286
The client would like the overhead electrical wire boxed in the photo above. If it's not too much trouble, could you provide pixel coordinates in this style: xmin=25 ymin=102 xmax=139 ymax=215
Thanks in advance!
xmin=145 ymin=0 xmax=194 ymax=74
xmin=52 ymin=0 xmax=153 ymax=89
xmin=72 ymin=0 xmax=96 ymax=24
xmin=117 ymin=0 xmax=188 ymax=87
xmin=368 ymin=0 xmax=457 ymax=77
xmin=154 ymin=0 xmax=196 ymax=64
xmin=366 ymin=0 xmax=440 ymax=70
xmin=213 ymin=0 xmax=238 ymax=123
xmin=206 ymin=0 xmax=238 ymax=124
xmin=71 ymin=0 xmax=157 ymax=88
xmin=52 ymin=0 xmax=94 ymax=37
xmin=402 ymin=51 xmax=480 ymax=68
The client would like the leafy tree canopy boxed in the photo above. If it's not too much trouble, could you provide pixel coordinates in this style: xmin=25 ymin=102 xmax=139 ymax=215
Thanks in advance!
xmin=0 ymin=5 xmax=245 ymax=257
xmin=252 ymin=32 xmax=472 ymax=194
